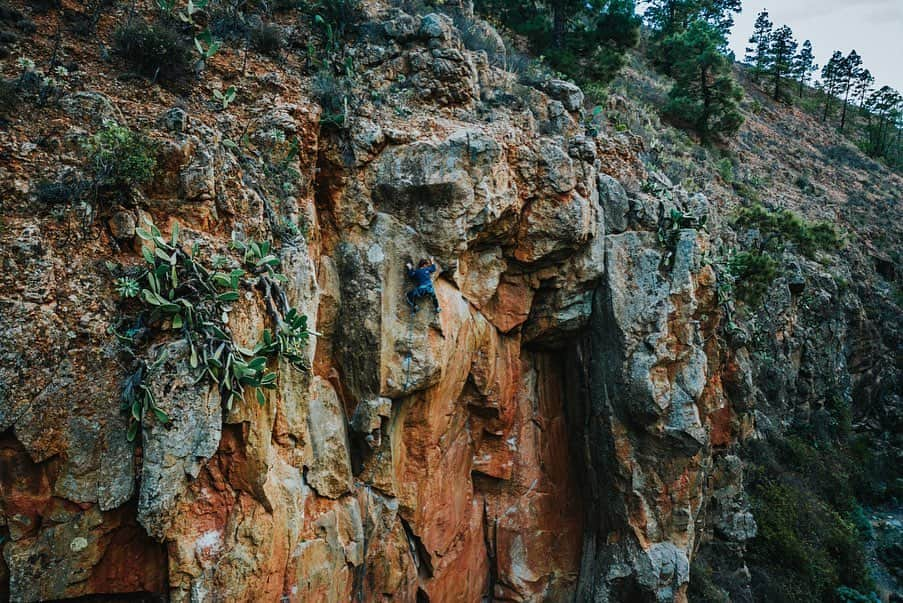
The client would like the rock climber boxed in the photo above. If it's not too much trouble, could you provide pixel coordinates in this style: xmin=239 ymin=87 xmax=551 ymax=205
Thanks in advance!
xmin=405 ymin=257 xmax=440 ymax=313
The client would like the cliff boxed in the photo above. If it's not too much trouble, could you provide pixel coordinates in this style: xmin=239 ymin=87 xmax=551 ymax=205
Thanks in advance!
xmin=0 ymin=1 xmax=899 ymax=602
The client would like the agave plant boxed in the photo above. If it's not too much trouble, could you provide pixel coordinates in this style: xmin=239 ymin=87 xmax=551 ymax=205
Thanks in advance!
xmin=115 ymin=276 xmax=141 ymax=298
xmin=212 ymin=86 xmax=236 ymax=111
xmin=115 ymin=218 xmax=311 ymax=440
xmin=122 ymin=351 xmax=171 ymax=442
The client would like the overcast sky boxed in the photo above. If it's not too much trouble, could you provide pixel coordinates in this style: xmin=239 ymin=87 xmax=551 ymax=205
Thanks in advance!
xmin=725 ymin=0 xmax=903 ymax=91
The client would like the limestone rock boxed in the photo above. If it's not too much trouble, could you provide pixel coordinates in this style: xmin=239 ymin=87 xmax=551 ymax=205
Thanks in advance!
xmin=60 ymin=91 xmax=122 ymax=125
xmin=383 ymin=12 xmax=420 ymax=42
xmin=108 ymin=210 xmax=136 ymax=240
xmin=305 ymin=378 xmax=353 ymax=499
xmin=5 ymin=4 xmax=887 ymax=601
xmin=349 ymin=117 xmax=385 ymax=165
xmin=544 ymin=79 xmax=585 ymax=112
xmin=350 ymin=397 xmax=392 ymax=435
xmin=158 ymin=107 xmax=189 ymax=134
xmin=138 ymin=341 xmax=221 ymax=541
xmin=180 ymin=143 xmax=216 ymax=201
xmin=515 ymin=190 xmax=594 ymax=263
xmin=598 ymin=173 xmax=630 ymax=233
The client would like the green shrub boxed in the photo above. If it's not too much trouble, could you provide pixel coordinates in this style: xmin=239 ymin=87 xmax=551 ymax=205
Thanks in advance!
xmin=727 ymin=250 xmax=779 ymax=305
xmin=207 ymin=5 xmax=250 ymax=40
xmin=748 ymin=477 xmax=871 ymax=602
xmin=821 ymin=144 xmax=880 ymax=172
xmin=745 ymin=431 xmax=878 ymax=603
xmin=113 ymin=21 xmax=193 ymax=82
xmin=250 ymin=23 xmax=283 ymax=56
xmin=311 ymin=69 xmax=348 ymax=125
xmin=835 ymin=587 xmax=881 ymax=603
xmin=454 ymin=13 xmax=505 ymax=66
xmin=25 ymin=0 xmax=57 ymax=14
xmin=735 ymin=204 xmax=843 ymax=258
xmin=272 ymin=0 xmax=305 ymax=10
xmin=750 ymin=481 xmax=841 ymax=599
xmin=504 ymin=45 xmax=545 ymax=83
xmin=82 ymin=123 xmax=157 ymax=191
xmin=301 ymin=0 xmax=361 ymax=38
xmin=716 ymin=157 xmax=734 ymax=183
xmin=731 ymin=180 xmax=761 ymax=203
xmin=795 ymin=173 xmax=816 ymax=194
xmin=687 ymin=559 xmax=731 ymax=603
xmin=825 ymin=394 xmax=853 ymax=441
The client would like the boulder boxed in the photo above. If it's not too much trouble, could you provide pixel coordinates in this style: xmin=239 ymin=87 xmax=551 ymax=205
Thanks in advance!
xmin=598 ymin=173 xmax=630 ymax=234
xmin=544 ymin=79 xmax=584 ymax=112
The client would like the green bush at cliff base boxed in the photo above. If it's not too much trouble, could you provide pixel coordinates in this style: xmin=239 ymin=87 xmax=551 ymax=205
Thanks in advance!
xmin=745 ymin=434 xmax=876 ymax=603
xmin=687 ymin=559 xmax=731 ymax=602
xmin=748 ymin=480 xmax=866 ymax=601
xmin=835 ymin=587 xmax=881 ymax=603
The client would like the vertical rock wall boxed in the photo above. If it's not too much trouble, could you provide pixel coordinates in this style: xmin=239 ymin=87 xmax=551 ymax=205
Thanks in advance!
xmin=0 ymin=4 xmax=758 ymax=602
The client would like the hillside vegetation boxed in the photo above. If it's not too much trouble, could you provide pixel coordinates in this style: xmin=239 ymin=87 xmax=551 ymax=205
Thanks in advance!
xmin=0 ymin=0 xmax=899 ymax=601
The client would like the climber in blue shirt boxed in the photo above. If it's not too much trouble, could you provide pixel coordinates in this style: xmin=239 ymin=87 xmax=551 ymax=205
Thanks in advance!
xmin=405 ymin=257 xmax=440 ymax=313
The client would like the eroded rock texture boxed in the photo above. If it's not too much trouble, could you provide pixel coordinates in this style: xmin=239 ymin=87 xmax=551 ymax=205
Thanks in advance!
xmin=0 ymin=6 xmax=723 ymax=602
xmin=2 ymin=2 xmax=897 ymax=602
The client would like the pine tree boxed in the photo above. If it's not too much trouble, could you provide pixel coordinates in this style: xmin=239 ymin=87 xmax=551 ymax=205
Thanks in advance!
xmin=645 ymin=0 xmax=691 ymax=38
xmin=549 ymin=0 xmax=582 ymax=50
xmin=645 ymin=0 xmax=741 ymax=40
xmin=864 ymin=86 xmax=903 ymax=160
xmin=838 ymin=50 xmax=863 ymax=132
xmin=583 ymin=0 xmax=643 ymax=82
xmin=474 ymin=0 xmax=640 ymax=85
xmin=662 ymin=20 xmax=744 ymax=141
xmin=853 ymin=68 xmax=874 ymax=109
xmin=745 ymin=9 xmax=772 ymax=82
xmin=696 ymin=0 xmax=742 ymax=38
xmin=792 ymin=39 xmax=816 ymax=97
xmin=768 ymin=25 xmax=797 ymax=101
xmin=820 ymin=51 xmax=844 ymax=122
xmin=646 ymin=0 xmax=740 ymax=75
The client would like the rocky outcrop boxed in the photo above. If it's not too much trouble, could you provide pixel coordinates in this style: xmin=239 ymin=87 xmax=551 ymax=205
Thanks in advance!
xmin=1 ymin=1 xmax=898 ymax=602
xmin=569 ymin=226 xmax=727 ymax=601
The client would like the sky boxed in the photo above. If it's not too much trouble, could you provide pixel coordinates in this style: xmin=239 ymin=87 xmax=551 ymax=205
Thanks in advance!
xmin=725 ymin=0 xmax=903 ymax=91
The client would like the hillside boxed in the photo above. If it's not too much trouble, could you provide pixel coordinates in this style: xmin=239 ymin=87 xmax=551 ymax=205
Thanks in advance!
xmin=0 ymin=1 xmax=899 ymax=602
xmin=605 ymin=47 xmax=903 ymax=601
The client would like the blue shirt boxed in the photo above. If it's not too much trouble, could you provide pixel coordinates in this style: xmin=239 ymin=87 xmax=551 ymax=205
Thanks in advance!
xmin=408 ymin=264 xmax=436 ymax=287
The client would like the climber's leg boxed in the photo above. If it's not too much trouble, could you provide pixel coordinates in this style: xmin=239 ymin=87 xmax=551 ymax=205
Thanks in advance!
xmin=405 ymin=289 xmax=418 ymax=312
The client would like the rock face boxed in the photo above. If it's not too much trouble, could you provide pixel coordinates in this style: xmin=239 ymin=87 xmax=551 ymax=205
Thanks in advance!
xmin=0 ymin=2 xmax=898 ymax=602
xmin=571 ymin=228 xmax=725 ymax=601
